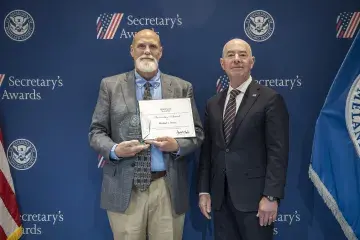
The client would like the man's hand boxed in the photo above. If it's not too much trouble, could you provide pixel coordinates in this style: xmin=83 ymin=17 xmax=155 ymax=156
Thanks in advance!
xmin=145 ymin=137 xmax=179 ymax=152
xmin=199 ymin=194 xmax=212 ymax=219
xmin=257 ymin=197 xmax=278 ymax=226
xmin=115 ymin=140 xmax=149 ymax=157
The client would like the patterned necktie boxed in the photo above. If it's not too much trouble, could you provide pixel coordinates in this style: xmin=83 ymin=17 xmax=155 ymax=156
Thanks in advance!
xmin=223 ymin=89 xmax=241 ymax=145
xmin=134 ymin=82 xmax=152 ymax=191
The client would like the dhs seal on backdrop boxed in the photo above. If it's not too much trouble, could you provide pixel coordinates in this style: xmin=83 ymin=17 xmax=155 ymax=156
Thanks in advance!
xmin=346 ymin=74 xmax=360 ymax=157
xmin=4 ymin=10 xmax=35 ymax=41
xmin=244 ymin=10 xmax=274 ymax=42
xmin=7 ymin=139 xmax=37 ymax=170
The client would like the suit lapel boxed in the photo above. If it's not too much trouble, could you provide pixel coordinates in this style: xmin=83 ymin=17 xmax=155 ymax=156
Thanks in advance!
xmin=217 ymin=90 xmax=228 ymax=147
xmin=160 ymin=73 xmax=174 ymax=99
xmin=120 ymin=70 xmax=137 ymax=113
xmin=228 ymin=82 xmax=260 ymax=144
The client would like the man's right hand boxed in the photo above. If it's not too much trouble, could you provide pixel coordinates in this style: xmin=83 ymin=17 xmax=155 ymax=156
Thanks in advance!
xmin=115 ymin=140 xmax=150 ymax=157
xmin=199 ymin=194 xmax=212 ymax=219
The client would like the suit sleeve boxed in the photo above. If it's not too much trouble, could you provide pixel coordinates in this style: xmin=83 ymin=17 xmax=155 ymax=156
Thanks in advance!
xmin=263 ymin=93 xmax=289 ymax=199
xmin=174 ymin=83 xmax=204 ymax=158
xmin=197 ymin=101 xmax=212 ymax=193
xmin=88 ymin=78 xmax=117 ymax=161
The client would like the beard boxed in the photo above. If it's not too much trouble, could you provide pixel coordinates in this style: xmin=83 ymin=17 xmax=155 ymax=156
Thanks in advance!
xmin=135 ymin=56 xmax=158 ymax=73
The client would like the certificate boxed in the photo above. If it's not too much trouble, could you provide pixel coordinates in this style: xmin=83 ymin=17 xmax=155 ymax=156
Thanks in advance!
xmin=138 ymin=98 xmax=196 ymax=139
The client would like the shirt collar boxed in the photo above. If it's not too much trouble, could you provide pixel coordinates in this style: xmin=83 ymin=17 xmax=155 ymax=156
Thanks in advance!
xmin=227 ymin=75 xmax=252 ymax=95
xmin=135 ymin=69 xmax=161 ymax=88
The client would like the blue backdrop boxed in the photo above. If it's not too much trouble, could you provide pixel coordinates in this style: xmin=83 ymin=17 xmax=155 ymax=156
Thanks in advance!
xmin=1 ymin=0 xmax=359 ymax=239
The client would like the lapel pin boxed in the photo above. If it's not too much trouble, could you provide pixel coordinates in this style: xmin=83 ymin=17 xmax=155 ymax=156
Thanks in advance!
xmin=252 ymin=94 xmax=257 ymax=97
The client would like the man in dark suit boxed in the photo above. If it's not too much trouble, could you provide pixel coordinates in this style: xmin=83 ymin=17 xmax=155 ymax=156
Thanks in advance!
xmin=89 ymin=29 xmax=204 ymax=240
xmin=197 ymin=38 xmax=289 ymax=240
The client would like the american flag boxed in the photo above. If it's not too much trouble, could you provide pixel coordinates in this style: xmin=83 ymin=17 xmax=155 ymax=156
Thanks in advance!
xmin=336 ymin=12 xmax=360 ymax=38
xmin=96 ymin=13 xmax=123 ymax=39
xmin=216 ymin=75 xmax=229 ymax=93
xmin=0 ymin=74 xmax=5 ymax=87
xmin=0 ymin=128 xmax=23 ymax=240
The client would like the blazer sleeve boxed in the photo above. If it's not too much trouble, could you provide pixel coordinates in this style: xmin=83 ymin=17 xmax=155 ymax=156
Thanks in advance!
xmin=197 ymin=100 xmax=212 ymax=193
xmin=88 ymin=78 xmax=117 ymax=161
xmin=263 ymin=93 xmax=289 ymax=199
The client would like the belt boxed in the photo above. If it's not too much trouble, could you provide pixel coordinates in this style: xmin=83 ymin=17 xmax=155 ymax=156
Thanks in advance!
xmin=151 ymin=171 xmax=166 ymax=181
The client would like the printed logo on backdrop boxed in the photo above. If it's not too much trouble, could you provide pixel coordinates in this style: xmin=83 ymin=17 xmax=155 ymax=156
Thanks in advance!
xmin=345 ymin=74 xmax=360 ymax=156
xmin=244 ymin=10 xmax=275 ymax=42
xmin=272 ymin=210 xmax=301 ymax=236
xmin=96 ymin=13 xmax=182 ymax=39
xmin=4 ymin=10 xmax=35 ymax=41
xmin=336 ymin=12 xmax=360 ymax=39
xmin=21 ymin=211 xmax=64 ymax=235
xmin=216 ymin=74 xmax=302 ymax=92
xmin=0 ymin=74 xmax=63 ymax=100
xmin=7 ymin=139 xmax=37 ymax=170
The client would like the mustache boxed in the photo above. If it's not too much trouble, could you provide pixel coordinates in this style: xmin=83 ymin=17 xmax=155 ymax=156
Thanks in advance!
xmin=139 ymin=56 xmax=155 ymax=61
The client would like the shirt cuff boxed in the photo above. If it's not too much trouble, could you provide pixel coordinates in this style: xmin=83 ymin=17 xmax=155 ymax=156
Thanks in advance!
xmin=109 ymin=144 xmax=120 ymax=160
xmin=199 ymin=192 xmax=210 ymax=195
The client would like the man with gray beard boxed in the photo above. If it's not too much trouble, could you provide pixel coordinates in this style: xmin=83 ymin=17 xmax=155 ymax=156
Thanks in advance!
xmin=89 ymin=29 xmax=204 ymax=240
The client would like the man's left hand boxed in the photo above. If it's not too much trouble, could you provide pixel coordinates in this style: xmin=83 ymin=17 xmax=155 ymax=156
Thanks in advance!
xmin=257 ymin=197 xmax=278 ymax=226
xmin=145 ymin=137 xmax=179 ymax=152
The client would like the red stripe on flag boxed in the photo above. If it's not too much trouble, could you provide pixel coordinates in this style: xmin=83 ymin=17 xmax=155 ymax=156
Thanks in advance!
xmin=340 ymin=30 xmax=345 ymax=38
xmin=97 ymin=21 xmax=102 ymax=33
xmin=348 ymin=13 xmax=360 ymax=38
xmin=344 ymin=13 xmax=359 ymax=38
xmin=105 ymin=14 xmax=120 ymax=39
xmin=0 ymin=170 xmax=21 ymax=226
xmin=109 ymin=14 xmax=122 ymax=39
xmin=0 ymin=225 xmax=7 ymax=240
xmin=0 ymin=75 xmax=5 ymax=87
xmin=105 ymin=14 xmax=118 ymax=39
xmin=336 ymin=19 xmax=342 ymax=31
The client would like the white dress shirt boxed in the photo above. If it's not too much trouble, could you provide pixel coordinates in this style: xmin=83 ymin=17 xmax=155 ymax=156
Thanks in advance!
xmin=223 ymin=76 xmax=252 ymax=117
xmin=200 ymin=76 xmax=252 ymax=196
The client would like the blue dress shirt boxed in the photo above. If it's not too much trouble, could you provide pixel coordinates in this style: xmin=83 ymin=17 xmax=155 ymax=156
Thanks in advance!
xmin=109 ymin=70 xmax=166 ymax=171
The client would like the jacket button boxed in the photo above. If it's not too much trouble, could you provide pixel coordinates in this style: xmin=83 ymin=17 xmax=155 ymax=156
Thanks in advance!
xmin=131 ymin=163 xmax=135 ymax=167
xmin=226 ymin=149 xmax=229 ymax=152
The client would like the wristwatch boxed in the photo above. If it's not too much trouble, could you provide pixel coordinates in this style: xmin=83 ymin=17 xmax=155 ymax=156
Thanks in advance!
xmin=265 ymin=195 xmax=279 ymax=202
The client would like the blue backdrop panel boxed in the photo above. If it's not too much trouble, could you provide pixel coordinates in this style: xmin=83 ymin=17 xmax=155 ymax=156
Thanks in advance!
xmin=0 ymin=0 xmax=359 ymax=239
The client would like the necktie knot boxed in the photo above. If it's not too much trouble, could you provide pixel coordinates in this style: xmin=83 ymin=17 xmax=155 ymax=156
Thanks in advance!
xmin=144 ymin=82 xmax=151 ymax=88
xmin=230 ymin=89 xmax=241 ymax=98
